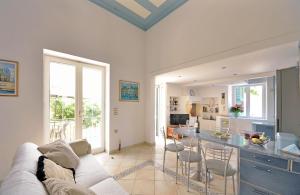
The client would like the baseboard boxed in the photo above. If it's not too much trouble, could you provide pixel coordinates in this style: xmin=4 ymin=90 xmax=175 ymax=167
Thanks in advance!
xmin=109 ymin=141 xmax=151 ymax=154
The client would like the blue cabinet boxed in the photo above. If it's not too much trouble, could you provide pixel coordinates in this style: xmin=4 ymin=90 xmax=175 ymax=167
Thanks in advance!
xmin=240 ymin=181 xmax=276 ymax=195
xmin=240 ymin=150 xmax=288 ymax=169
xmin=240 ymin=149 xmax=300 ymax=195
xmin=292 ymin=160 xmax=300 ymax=173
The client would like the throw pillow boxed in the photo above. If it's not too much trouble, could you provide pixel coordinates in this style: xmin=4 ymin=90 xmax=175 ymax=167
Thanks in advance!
xmin=43 ymin=178 xmax=96 ymax=195
xmin=36 ymin=156 xmax=75 ymax=183
xmin=38 ymin=140 xmax=80 ymax=169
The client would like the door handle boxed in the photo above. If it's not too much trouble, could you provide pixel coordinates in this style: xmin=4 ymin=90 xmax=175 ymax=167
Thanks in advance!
xmin=253 ymin=165 xmax=272 ymax=173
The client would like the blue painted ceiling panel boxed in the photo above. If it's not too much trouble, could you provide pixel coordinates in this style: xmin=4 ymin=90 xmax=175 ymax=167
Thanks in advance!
xmin=89 ymin=0 xmax=188 ymax=31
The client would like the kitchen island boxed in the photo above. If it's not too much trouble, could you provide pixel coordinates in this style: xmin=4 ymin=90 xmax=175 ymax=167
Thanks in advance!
xmin=174 ymin=127 xmax=300 ymax=195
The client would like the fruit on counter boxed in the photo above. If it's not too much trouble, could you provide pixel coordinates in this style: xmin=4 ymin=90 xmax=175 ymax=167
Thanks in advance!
xmin=251 ymin=134 xmax=260 ymax=139
xmin=214 ymin=131 xmax=223 ymax=136
xmin=213 ymin=131 xmax=230 ymax=139
xmin=251 ymin=138 xmax=263 ymax=144
xmin=260 ymin=133 xmax=268 ymax=141
xmin=244 ymin=133 xmax=251 ymax=140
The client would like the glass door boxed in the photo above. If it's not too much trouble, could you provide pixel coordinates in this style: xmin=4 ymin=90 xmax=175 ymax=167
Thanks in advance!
xmin=49 ymin=60 xmax=77 ymax=142
xmin=81 ymin=65 xmax=105 ymax=152
xmin=46 ymin=56 xmax=105 ymax=153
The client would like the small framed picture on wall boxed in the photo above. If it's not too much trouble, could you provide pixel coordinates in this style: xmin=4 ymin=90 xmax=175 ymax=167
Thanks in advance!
xmin=119 ymin=80 xmax=139 ymax=102
xmin=0 ymin=59 xmax=19 ymax=96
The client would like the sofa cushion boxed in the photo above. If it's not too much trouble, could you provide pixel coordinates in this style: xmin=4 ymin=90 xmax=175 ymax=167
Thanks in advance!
xmin=38 ymin=140 xmax=80 ymax=169
xmin=36 ymin=156 xmax=75 ymax=183
xmin=75 ymin=154 xmax=111 ymax=187
xmin=43 ymin=178 xmax=96 ymax=195
xmin=10 ymin=143 xmax=42 ymax=174
xmin=69 ymin=139 xmax=92 ymax=157
xmin=89 ymin=178 xmax=129 ymax=195
xmin=0 ymin=171 xmax=47 ymax=195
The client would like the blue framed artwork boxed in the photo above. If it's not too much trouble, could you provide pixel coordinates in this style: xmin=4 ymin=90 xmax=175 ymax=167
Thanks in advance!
xmin=0 ymin=59 xmax=18 ymax=96
xmin=119 ymin=80 xmax=139 ymax=102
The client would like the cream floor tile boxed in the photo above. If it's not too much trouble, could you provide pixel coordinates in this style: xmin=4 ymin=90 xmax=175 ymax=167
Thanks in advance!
xmin=153 ymin=154 xmax=164 ymax=160
xmin=119 ymin=159 xmax=137 ymax=168
xmin=132 ymin=179 xmax=155 ymax=195
xmin=135 ymin=159 xmax=148 ymax=165
xmin=177 ymin=183 xmax=202 ymax=195
xmin=155 ymin=180 xmax=179 ymax=195
xmin=98 ymin=142 xmax=237 ymax=195
xmin=136 ymin=153 xmax=154 ymax=160
xmin=119 ymin=165 xmax=135 ymax=172
xmin=135 ymin=169 xmax=155 ymax=180
xmin=103 ymin=165 xmax=121 ymax=175
xmin=154 ymin=170 xmax=175 ymax=181
xmin=141 ymin=165 xmax=154 ymax=171
xmin=103 ymin=158 xmax=123 ymax=166
xmin=118 ymin=179 xmax=135 ymax=194
xmin=121 ymin=172 xmax=136 ymax=180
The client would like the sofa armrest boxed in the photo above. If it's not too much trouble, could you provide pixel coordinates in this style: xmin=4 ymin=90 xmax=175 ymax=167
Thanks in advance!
xmin=69 ymin=139 xmax=92 ymax=156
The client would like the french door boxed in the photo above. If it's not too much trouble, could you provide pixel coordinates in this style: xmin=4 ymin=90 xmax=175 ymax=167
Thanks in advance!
xmin=46 ymin=56 xmax=105 ymax=153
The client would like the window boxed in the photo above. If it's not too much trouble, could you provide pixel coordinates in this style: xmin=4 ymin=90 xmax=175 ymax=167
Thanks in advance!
xmin=231 ymin=83 xmax=266 ymax=119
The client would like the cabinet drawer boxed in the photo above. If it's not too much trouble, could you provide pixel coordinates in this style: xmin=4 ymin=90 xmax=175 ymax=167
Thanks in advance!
xmin=240 ymin=149 xmax=288 ymax=169
xmin=292 ymin=160 xmax=300 ymax=173
xmin=241 ymin=159 xmax=300 ymax=195
xmin=241 ymin=181 xmax=276 ymax=195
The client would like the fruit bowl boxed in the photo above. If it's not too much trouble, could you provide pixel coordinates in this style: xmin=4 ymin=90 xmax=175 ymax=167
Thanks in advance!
xmin=243 ymin=131 xmax=269 ymax=145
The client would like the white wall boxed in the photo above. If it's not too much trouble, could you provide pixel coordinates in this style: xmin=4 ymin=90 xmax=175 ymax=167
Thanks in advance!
xmin=165 ymin=83 xmax=189 ymax=126
xmin=188 ymin=86 xmax=228 ymax=115
xmin=145 ymin=0 xmax=300 ymax=144
xmin=0 ymin=0 xmax=145 ymax=179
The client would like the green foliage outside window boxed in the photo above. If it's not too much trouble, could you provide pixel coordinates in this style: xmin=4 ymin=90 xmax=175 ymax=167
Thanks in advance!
xmin=50 ymin=96 xmax=101 ymax=128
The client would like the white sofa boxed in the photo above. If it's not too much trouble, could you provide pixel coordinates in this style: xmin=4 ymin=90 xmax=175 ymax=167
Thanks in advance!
xmin=0 ymin=141 xmax=128 ymax=195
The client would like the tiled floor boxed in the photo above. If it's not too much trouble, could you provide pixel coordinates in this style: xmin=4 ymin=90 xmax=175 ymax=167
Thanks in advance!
xmin=94 ymin=140 xmax=237 ymax=195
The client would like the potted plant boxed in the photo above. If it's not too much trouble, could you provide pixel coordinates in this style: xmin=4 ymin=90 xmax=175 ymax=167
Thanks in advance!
xmin=230 ymin=104 xmax=244 ymax=118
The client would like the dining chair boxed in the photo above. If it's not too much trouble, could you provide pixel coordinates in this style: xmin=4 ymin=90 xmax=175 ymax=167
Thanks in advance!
xmin=201 ymin=144 xmax=236 ymax=195
xmin=161 ymin=127 xmax=184 ymax=172
xmin=176 ymin=137 xmax=202 ymax=192
xmin=176 ymin=126 xmax=199 ymax=175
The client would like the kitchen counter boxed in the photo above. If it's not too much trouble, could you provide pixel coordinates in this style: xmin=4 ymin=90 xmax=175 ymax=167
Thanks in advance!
xmin=175 ymin=127 xmax=300 ymax=195
xmin=175 ymin=127 xmax=300 ymax=161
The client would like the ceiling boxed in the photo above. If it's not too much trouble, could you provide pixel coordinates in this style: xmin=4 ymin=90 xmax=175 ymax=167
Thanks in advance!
xmin=89 ymin=0 xmax=187 ymax=31
xmin=156 ymin=41 xmax=300 ymax=86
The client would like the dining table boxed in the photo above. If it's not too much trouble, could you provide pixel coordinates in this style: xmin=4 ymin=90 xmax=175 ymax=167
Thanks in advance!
xmin=174 ymin=127 xmax=300 ymax=195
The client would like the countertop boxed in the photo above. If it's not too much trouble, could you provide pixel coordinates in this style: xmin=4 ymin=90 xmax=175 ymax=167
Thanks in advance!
xmin=174 ymin=127 xmax=300 ymax=161
xmin=252 ymin=121 xmax=275 ymax=126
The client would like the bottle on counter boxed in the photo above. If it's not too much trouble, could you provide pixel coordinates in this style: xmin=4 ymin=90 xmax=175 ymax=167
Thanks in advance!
xmin=195 ymin=116 xmax=200 ymax=133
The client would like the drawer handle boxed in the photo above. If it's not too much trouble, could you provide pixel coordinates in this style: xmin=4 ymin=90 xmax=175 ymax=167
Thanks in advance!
xmin=253 ymin=188 xmax=269 ymax=195
xmin=253 ymin=165 xmax=272 ymax=173
xmin=253 ymin=155 xmax=271 ymax=162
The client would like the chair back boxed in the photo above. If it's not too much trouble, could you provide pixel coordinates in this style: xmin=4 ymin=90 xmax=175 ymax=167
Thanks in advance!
xmin=201 ymin=143 xmax=233 ymax=176
xmin=186 ymin=136 xmax=200 ymax=161
xmin=160 ymin=127 xmax=167 ymax=148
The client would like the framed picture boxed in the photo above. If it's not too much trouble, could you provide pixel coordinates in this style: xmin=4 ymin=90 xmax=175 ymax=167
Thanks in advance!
xmin=0 ymin=59 xmax=18 ymax=96
xmin=119 ymin=80 xmax=139 ymax=102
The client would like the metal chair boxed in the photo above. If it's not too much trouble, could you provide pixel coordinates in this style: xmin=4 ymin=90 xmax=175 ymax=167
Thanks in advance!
xmin=176 ymin=126 xmax=199 ymax=175
xmin=176 ymin=137 xmax=202 ymax=192
xmin=202 ymin=144 xmax=236 ymax=195
xmin=161 ymin=127 xmax=184 ymax=172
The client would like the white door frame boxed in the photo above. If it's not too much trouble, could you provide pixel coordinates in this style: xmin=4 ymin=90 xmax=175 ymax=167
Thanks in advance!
xmin=44 ymin=54 xmax=106 ymax=153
